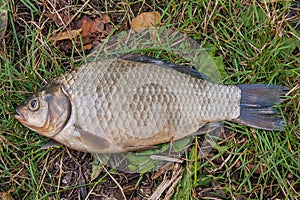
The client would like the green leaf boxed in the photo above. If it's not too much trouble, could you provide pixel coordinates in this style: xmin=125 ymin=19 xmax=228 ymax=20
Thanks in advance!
xmin=173 ymin=137 xmax=192 ymax=152
xmin=126 ymin=153 xmax=158 ymax=173
xmin=214 ymin=56 xmax=227 ymax=79
xmin=128 ymin=164 xmax=137 ymax=172
xmin=91 ymin=155 xmax=104 ymax=181
xmin=135 ymin=143 xmax=170 ymax=156
xmin=126 ymin=153 xmax=149 ymax=165
xmin=138 ymin=160 xmax=156 ymax=174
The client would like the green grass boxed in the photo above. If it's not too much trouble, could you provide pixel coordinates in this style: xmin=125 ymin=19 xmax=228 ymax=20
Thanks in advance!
xmin=0 ymin=0 xmax=299 ymax=199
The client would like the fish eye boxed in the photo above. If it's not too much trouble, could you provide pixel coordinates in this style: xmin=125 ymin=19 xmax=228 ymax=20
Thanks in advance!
xmin=28 ymin=98 xmax=39 ymax=111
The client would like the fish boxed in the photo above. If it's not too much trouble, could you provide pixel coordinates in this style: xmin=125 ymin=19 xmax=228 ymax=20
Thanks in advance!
xmin=15 ymin=55 xmax=288 ymax=154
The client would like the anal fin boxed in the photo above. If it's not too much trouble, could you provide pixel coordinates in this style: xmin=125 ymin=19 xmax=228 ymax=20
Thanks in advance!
xmin=194 ymin=122 xmax=223 ymax=135
xmin=123 ymin=145 xmax=158 ymax=152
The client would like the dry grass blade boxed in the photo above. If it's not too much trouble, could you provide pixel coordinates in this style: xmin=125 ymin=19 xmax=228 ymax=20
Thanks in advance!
xmin=96 ymin=166 xmax=127 ymax=200
xmin=149 ymin=163 xmax=183 ymax=200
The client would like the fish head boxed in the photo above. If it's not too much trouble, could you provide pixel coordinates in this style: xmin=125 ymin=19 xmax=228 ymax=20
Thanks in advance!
xmin=15 ymin=85 xmax=71 ymax=138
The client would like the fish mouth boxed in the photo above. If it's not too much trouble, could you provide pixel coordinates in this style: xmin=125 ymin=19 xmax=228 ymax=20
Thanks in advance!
xmin=15 ymin=109 xmax=26 ymax=123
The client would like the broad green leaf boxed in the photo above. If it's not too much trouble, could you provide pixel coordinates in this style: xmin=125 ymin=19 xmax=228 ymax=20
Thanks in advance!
xmin=173 ymin=137 xmax=192 ymax=152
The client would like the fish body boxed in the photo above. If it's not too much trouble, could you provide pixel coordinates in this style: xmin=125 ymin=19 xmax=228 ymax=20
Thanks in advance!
xmin=15 ymin=56 xmax=287 ymax=154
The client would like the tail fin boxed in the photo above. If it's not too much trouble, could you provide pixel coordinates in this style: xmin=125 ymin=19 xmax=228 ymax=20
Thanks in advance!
xmin=232 ymin=84 xmax=288 ymax=131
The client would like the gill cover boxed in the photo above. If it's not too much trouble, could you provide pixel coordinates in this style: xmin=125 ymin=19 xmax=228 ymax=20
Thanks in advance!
xmin=16 ymin=86 xmax=71 ymax=137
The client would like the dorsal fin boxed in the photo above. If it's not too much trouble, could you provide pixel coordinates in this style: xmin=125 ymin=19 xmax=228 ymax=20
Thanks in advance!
xmin=119 ymin=54 xmax=210 ymax=80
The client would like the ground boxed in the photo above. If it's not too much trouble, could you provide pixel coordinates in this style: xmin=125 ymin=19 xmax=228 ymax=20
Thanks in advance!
xmin=0 ymin=0 xmax=299 ymax=199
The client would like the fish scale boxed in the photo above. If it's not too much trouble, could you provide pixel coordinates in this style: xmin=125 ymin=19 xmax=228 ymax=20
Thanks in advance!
xmin=16 ymin=56 xmax=287 ymax=154
xmin=52 ymin=58 xmax=241 ymax=152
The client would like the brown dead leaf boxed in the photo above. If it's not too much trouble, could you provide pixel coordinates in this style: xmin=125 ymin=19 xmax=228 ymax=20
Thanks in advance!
xmin=0 ymin=189 xmax=14 ymax=200
xmin=79 ymin=16 xmax=94 ymax=37
xmin=100 ymin=14 xmax=111 ymax=24
xmin=48 ymin=14 xmax=112 ymax=54
xmin=49 ymin=29 xmax=81 ymax=43
xmin=75 ymin=15 xmax=112 ymax=51
xmin=83 ymin=43 xmax=93 ymax=50
xmin=131 ymin=11 xmax=161 ymax=31
xmin=74 ymin=15 xmax=111 ymax=37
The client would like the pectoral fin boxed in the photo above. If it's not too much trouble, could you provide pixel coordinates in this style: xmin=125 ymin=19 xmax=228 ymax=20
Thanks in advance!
xmin=76 ymin=128 xmax=110 ymax=152
xmin=40 ymin=139 xmax=62 ymax=149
